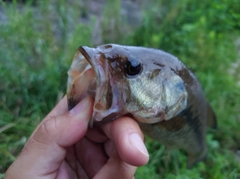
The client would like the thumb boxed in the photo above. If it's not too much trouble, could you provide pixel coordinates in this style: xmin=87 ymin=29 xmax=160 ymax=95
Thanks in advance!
xmin=5 ymin=96 xmax=93 ymax=179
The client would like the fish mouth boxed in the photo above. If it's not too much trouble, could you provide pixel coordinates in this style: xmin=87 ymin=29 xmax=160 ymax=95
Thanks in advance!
xmin=72 ymin=46 xmax=123 ymax=126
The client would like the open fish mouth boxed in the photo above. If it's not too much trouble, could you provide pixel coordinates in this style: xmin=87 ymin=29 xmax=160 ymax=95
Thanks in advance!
xmin=67 ymin=46 xmax=123 ymax=126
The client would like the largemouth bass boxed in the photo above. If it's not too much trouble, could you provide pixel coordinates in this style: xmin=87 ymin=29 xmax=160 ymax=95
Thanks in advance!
xmin=67 ymin=44 xmax=217 ymax=167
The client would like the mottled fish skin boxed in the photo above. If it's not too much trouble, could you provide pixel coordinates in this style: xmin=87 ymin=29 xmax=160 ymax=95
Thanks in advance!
xmin=67 ymin=44 xmax=217 ymax=168
xmin=138 ymin=67 xmax=216 ymax=167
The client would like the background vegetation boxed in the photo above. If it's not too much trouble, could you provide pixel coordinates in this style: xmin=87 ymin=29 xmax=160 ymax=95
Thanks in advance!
xmin=0 ymin=0 xmax=240 ymax=178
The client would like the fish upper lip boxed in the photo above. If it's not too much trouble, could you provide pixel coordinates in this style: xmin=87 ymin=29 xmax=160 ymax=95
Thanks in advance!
xmin=79 ymin=46 xmax=94 ymax=66
xmin=79 ymin=46 xmax=106 ymax=82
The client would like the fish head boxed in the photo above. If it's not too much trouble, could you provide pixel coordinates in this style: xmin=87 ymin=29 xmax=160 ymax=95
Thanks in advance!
xmin=67 ymin=44 xmax=188 ymax=125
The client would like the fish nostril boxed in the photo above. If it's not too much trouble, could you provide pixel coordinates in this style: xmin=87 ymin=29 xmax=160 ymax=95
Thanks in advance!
xmin=98 ymin=44 xmax=113 ymax=52
xmin=104 ymin=45 xmax=112 ymax=49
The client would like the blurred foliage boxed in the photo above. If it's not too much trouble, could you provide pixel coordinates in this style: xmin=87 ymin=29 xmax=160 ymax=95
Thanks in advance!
xmin=102 ymin=0 xmax=121 ymax=42
xmin=0 ymin=0 xmax=91 ymax=173
xmin=0 ymin=0 xmax=240 ymax=178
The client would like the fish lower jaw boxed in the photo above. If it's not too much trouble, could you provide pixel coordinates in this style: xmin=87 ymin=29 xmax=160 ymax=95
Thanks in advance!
xmin=92 ymin=106 xmax=121 ymax=122
xmin=135 ymin=116 xmax=166 ymax=124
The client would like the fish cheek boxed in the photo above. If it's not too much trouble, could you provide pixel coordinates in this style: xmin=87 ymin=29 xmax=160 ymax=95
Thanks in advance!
xmin=162 ymin=74 xmax=188 ymax=120
xmin=124 ymin=72 xmax=166 ymax=123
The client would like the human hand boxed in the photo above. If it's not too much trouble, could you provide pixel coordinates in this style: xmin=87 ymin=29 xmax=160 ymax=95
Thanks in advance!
xmin=5 ymin=96 xmax=149 ymax=179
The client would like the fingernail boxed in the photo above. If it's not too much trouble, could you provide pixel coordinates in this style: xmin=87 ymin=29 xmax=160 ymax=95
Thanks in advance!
xmin=129 ymin=133 xmax=149 ymax=157
xmin=69 ymin=97 xmax=90 ymax=115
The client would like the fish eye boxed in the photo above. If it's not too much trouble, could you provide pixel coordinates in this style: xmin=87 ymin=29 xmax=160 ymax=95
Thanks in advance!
xmin=125 ymin=59 xmax=142 ymax=77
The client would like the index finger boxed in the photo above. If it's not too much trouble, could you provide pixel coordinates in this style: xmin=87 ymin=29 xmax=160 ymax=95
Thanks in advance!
xmin=101 ymin=117 xmax=149 ymax=166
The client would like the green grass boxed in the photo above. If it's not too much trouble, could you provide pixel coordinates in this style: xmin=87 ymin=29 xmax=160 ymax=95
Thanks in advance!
xmin=1 ymin=0 xmax=240 ymax=178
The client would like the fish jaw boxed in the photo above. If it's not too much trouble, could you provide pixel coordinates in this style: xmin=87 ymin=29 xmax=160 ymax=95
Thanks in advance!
xmin=79 ymin=46 xmax=126 ymax=124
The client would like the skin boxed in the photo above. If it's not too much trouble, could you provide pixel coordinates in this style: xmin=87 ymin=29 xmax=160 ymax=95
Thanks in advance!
xmin=4 ymin=96 xmax=149 ymax=179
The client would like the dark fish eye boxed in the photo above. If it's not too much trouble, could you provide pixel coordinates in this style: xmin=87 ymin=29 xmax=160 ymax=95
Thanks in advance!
xmin=125 ymin=59 xmax=142 ymax=77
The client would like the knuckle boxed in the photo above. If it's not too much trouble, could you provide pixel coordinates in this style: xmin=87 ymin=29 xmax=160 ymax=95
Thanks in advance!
xmin=32 ymin=116 xmax=63 ymax=145
xmin=43 ymin=116 xmax=59 ymax=136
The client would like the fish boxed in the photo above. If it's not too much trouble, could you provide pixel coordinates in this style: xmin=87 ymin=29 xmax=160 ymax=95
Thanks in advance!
xmin=66 ymin=44 xmax=217 ymax=168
